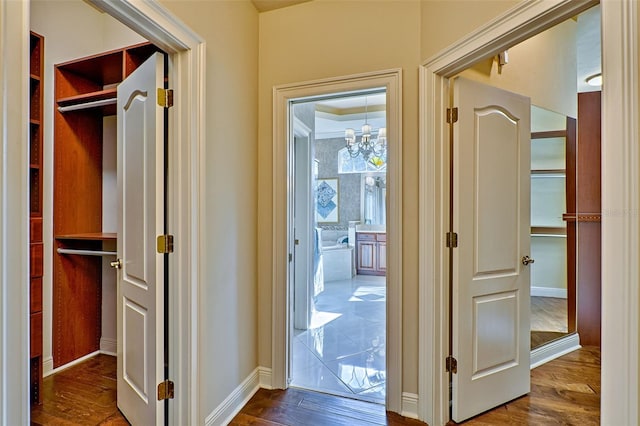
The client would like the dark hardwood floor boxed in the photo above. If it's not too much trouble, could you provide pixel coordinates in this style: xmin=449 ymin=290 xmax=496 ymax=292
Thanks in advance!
xmin=232 ymin=346 xmax=600 ymax=426
xmin=31 ymin=354 xmax=129 ymax=426
xmin=30 ymin=347 xmax=600 ymax=425
xmin=450 ymin=345 xmax=600 ymax=425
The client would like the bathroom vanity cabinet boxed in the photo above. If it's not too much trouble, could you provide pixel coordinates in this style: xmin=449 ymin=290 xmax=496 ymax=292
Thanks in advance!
xmin=356 ymin=232 xmax=386 ymax=276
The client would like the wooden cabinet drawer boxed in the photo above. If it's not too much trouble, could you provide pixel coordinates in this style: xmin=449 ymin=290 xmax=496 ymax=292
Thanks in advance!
xmin=30 ymin=278 xmax=42 ymax=313
xmin=30 ymin=312 xmax=42 ymax=357
xmin=30 ymin=243 xmax=43 ymax=278
xmin=376 ymin=233 xmax=386 ymax=242
xmin=356 ymin=232 xmax=376 ymax=241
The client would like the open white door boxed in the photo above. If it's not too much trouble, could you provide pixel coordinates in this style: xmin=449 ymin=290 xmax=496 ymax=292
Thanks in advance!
xmin=451 ymin=77 xmax=531 ymax=422
xmin=116 ymin=52 xmax=166 ymax=426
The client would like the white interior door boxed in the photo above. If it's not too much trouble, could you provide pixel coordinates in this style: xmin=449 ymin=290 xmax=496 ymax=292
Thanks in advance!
xmin=451 ymin=77 xmax=531 ymax=422
xmin=293 ymin=133 xmax=313 ymax=330
xmin=116 ymin=52 xmax=166 ymax=426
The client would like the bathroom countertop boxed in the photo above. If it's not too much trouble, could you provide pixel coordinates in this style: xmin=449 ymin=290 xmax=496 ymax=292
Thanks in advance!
xmin=355 ymin=225 xmax=386 ymax=233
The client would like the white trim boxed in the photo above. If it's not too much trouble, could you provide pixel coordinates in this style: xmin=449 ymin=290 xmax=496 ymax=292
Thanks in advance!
xmin=205 ymin=367 xmax=261 ymax=426
xmin=418 ymin=1 xmax=627 ymax=424
xmin=530 ymin=287 xmax=567 ymax=299
xmin=401 ymin=393 xmax=420 ymax=420
xmin=258 ymin=366 xmax=273 ymax=390
xmin=601 ymin=0 xmax=639 ymax=424
xmin=100 ymin=337 xmax=118 ymax=356
xmin=42 ymin=356 xmax=54 ymax=377
xmin=530 ymin=333 xmax=580 ymax=369
xmin=47 ymin=351 xmax=101 ymax=376
xmin=0 ymin=0 xmax=30 ymax=423
xmin=272 ymin=69 xmax=403 ymax=412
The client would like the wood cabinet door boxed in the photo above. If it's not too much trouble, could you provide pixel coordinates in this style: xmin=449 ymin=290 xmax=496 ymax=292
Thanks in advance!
xmin=377 ymin=242 xmax=387 ymax=272
xmin=357 ymin=240 xmax=377 ymax=272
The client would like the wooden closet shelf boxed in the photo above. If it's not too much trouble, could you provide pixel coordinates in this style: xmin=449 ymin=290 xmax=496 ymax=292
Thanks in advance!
xmin=30 ymin=74 xmax=41 ymax=82
xmin=56 ymin=248 xmax=116 ymax=257
xmin=57 ymin=88 xmax=117 ymax=113
xmin=531 ymin=130 xmax=567 ymax=139
xmin=56 ymin=232 xmax=117 ymax=242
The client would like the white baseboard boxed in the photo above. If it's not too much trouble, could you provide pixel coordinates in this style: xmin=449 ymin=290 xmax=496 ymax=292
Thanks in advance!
xmin=531 ymin=333 xmax=581 ymax=369
xmin=531 ymin=286 xmax=567 ymax=299
xmin=258 ymin=366 xmax=273 ymax=389
xmin=205 ymin=367 xmax=262 ymax=426
xmin=401 ymin=392 xmax=419 ymax=419
xmin=100 ymin=337 xmax=117 ymax=356
xmin=42 ymin=356 xmax=54 ymax=378
xmin=45 ymin=350 xmax=101 ymax=377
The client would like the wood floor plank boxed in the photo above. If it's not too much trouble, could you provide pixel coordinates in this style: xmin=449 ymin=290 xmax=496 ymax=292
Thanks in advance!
xmin=30 ymin=354 xmax=129 ymax=426
xmin=235 ymin=347 xmax=599 ymax=426
xmin=31 ymin=347 xmax=600 ymax=425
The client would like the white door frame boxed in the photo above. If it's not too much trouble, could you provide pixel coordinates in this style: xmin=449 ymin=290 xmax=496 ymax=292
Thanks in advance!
xmin=272 ymin=69 xmax=403 ymax=412
xmin=0 ymin=1 xmax=206 ymax=424
xmin=418 ymin=0 xmax=638 ymax=424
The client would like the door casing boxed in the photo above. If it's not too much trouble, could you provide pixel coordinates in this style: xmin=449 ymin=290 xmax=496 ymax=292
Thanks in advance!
xmin=272 ymin=69 xmax=403 ymax=412
xmin=418 ymin=0 xmax=639 ymax=425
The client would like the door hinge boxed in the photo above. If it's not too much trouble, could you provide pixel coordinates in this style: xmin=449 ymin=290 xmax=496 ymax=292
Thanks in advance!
xmin=289 ymin=253 xmax=293 ymax=262
xmin=157 ymin=380 xmax=174 ymax=400
xmin=446 ymin=356 xmax=458 ymax=374
xmin=157 ymin=88 xmax=174 ymax=108
xmin=446 ymin=231 xmax=458 ymax=248
xmin=446 ymin=107 xmax=458 ymax=124
xmin=157 ymin=234 xmax=174 ymax=254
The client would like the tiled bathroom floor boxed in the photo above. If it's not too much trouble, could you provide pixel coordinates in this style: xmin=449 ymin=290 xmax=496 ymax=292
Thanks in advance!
xmin=291 ymin=275 xmax=386 ymax=404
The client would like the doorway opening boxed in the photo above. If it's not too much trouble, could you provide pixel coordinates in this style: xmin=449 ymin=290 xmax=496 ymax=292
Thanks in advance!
xmin=289 ymin=90 xmax=388 ymax=403
xmin=27 ymin=0 xmax=204 ymax=424
xmin=419 ymin=1 xmax=604 ymax=423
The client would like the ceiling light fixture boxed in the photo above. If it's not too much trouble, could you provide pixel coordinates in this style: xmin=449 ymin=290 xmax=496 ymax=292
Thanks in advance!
xmin=586 ymin=73 xmax=602 ymax=87
xmin=344 ymin=96 xmax=386 ymax=163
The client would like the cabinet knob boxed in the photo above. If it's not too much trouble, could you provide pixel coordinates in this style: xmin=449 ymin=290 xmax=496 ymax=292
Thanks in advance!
xmin=110 ymin=259 xmax=123 ymax=269
xmin=521 ymin=255 xmax=535 ymax=266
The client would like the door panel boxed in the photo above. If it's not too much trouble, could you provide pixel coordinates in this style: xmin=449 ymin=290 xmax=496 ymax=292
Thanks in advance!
xmin=452 ymin=77 xmax=531 ymax=422
xmin=117 ymin=52 xmax=166 ymax=426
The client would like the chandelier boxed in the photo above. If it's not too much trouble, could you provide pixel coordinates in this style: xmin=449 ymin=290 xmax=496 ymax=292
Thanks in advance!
xmin=344 ymin=96 xmax=386 ymax=163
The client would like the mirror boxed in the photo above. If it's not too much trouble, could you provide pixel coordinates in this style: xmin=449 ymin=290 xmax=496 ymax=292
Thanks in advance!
xmin=361 ymin=174 xmax=386 ymax=225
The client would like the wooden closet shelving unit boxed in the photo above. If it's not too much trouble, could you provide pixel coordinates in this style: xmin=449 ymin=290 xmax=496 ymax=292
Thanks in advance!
xmin=29 ymin=30 xmax=44 ymax=406
xmin=53 ymin=42 xmax=161 ymax=368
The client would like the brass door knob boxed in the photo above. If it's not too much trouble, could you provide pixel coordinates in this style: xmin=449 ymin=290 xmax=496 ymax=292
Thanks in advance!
xmin=521 ymin=255 xmax=535 ymax=266
xmin=110 ymin=259 xmax=123 ymax=269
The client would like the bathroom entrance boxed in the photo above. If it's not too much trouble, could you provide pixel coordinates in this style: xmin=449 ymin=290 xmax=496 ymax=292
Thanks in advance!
xmin=290 ymin=90 xmax=388 ymax=403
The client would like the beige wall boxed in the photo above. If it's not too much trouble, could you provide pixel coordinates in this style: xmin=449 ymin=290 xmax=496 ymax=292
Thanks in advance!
xmin=257 ymin=0 xmax=547 ymax=398
xmin=158 ymin=1 xmax=259 ymax=421
xmin=420 ymin=0 xmax=519 ymax=60
xmin=257 ymin=0 xmax=422 ymax=391
xmin=461 ymin=19 xmax=577 ymax=118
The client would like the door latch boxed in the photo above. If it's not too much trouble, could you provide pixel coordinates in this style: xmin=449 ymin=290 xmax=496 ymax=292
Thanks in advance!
xmin=110 ymin=259 xmax=122 ymax=269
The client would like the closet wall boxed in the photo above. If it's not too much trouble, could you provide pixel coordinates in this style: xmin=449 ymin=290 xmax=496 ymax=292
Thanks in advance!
xmin=31 ymin=0 xmax=144 ymax=373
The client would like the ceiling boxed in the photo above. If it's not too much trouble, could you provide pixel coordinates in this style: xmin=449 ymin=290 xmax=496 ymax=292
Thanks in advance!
xmin=251 ymin=0 xmax=310 ymax=12
xmin=576 ymin=5 xmax=601 ymax=93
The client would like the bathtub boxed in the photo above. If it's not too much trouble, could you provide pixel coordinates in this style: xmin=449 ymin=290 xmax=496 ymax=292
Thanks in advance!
xmin=322 ymin=242 xmax=354 ymax=282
